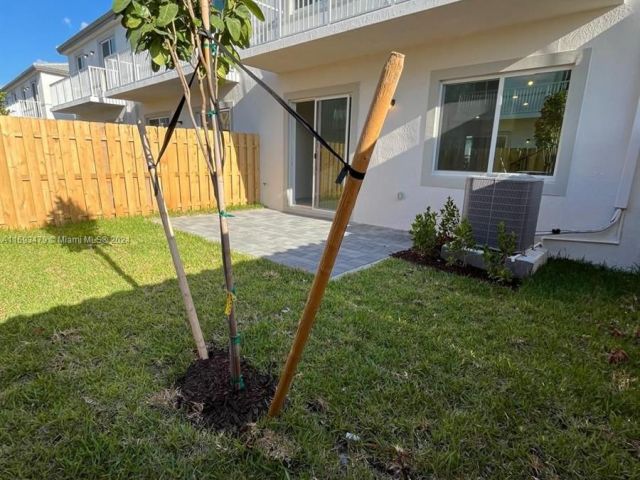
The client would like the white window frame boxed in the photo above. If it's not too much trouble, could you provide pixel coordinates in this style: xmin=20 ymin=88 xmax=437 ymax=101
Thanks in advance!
xmin=432 ymin=65 xmax=573 ymax=180
xmin=146 ymin=114 xmax=171 ymax=127
xmin=288 ymin=93 xmax=351 ymax=211
xmin=100 ymin=37 xmax=115 ymax=64
xmin=76 ymin=55 xmax=86 ymax=72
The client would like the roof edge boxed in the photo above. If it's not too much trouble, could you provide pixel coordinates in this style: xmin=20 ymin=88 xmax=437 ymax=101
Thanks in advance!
xmin=57 ymin=11 xmax=118 ymax=54
xmin=2 ymin=63 xmax=69 ymax=92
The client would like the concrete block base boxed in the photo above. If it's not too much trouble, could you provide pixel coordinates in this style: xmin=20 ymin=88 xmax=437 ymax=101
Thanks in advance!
xmin=441 ymin=245 xmax=549 ymax=279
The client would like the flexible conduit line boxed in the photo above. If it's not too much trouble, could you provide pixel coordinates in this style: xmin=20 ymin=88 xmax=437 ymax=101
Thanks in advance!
xmin=537 ymin=92 xmax=640 ymax=245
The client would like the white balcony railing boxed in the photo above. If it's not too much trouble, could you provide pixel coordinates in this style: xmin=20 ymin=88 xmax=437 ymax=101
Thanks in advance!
xmin=251 ymin=0 xmax=411 ymax=46
xmin=104 ymin=49 xmax=239 ymax=92
xmin=104 ymin=49 xmax=192 ymax=90
xmin=50 ymin=66 xmax=124 ymax=108
xmin=8 ymin=99 xmax=46 ymax=118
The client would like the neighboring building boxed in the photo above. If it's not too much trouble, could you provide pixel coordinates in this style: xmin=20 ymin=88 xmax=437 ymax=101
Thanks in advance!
xmin=228 ymin=0 xmax=640 ymax=269
xmin=15 ymin=0 xmax=640 ymax=269
xmin=51 ymin=12 xmax=237 ymax=127
xmin=2 ymin=62 xmax=71 ymax=119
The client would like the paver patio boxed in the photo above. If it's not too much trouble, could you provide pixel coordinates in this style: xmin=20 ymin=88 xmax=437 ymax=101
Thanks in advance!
xmin=168 ymin=209 xmax=411 ymax=277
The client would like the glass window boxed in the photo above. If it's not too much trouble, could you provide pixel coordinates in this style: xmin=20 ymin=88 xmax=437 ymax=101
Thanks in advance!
xmin=436 ymin=69 xmax=571 ymax=176
xmin=218 ymin=108 xmax=232 ymax=131
xmin=147 ymin=116 xmax=170 ymax=127
xmin=100 ymin=38 xmax=115 ymax=61
xmin=293 ymin=0 xmax=315 ymax=9
xmin=436 ymin=79 xmax=499 ymax=172
xmin=492 ymin=70 xmax=571 ymax=175
xmin=195 ymin=109 xmax=232 ymax=130
xmin=76 ymin=56 xmax=86 ymax=71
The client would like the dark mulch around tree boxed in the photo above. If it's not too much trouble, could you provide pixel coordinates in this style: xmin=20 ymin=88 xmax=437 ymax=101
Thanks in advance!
xmin=391 ymin=249 xmax=520 ymax=288
xmin=175 ymin=348 xmax=277 ymax=433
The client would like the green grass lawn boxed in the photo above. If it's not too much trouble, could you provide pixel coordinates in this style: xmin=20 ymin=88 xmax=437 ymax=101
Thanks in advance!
xmin=0 ymin=216 xmax=638 ymax=479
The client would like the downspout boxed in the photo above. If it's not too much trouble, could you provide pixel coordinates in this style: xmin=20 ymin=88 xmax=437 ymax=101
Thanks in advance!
xmin=540 ymin=93 xmax=640 ymax=246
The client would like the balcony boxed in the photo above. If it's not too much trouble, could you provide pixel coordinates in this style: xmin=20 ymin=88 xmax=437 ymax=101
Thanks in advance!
xmin=50 ymin=66 xmax=126 ymax=119
xmin=8 ymin=100 xmax=46 ymax=118
xmin=244 ymin=0 xmax=624 ymax=72
xmin=104 ymin=49 xmax=240 ymax=103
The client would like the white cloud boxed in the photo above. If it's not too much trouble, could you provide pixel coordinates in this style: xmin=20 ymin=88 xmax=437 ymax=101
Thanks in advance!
xmin=63 ymin=17 xmax=72 ymax=28
xmin=80 ymin=21 xmax=89 ymax=30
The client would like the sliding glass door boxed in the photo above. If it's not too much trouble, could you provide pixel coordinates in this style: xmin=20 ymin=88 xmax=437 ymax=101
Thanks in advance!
xmin=291 ymin=95 xmax=350 ymax=211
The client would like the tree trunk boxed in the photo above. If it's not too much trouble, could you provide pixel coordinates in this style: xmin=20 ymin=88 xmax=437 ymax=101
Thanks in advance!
xmin=199 ymin=0 xmax=243 ymax=390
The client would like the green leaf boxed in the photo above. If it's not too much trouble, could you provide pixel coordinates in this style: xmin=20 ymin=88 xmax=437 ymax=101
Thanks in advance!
xmin=225 ymin=17 xmax=241 ymax=42
xmin=235 ymin=5 xmax=250 ymax=19
xmin=210 ymin=14 xmax=225 ymax=32
xmin=112 ymin=0 xmax=132 ymax=14
xmin=131 ymin=0 xmax=150 ymax=18
xmin=124 ymin=15 xmax=143 ymax=28
xmin=128 ymin=22 xmax=153 ymax=51
xmin=156 ymin=3 xmax=179 ymax=27
xmin=243 ymin=0 xmax=265 ymax=21
xmin=149 ymin=38 xmax=167 ymax=67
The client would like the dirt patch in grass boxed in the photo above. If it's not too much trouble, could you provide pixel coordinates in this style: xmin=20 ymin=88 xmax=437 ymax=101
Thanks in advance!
xmin=392 ymin=249 xmax=520 ymax=288
xmin=175 ymin=348 xmax=277 ymax=433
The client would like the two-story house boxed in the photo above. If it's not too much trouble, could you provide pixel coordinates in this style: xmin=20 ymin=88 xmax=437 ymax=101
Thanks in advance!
xmin=3 ymin=62 xmax=70 ymax=119
xmin=226 ymin=0 xmax=640 ymax=269
xmin=51 ymin=11 xmax=237 ymax=128
xmin=18 ymin=0 xmax=640 ymax=269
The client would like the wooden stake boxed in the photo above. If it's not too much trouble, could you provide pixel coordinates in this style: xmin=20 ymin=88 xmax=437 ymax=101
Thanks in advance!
xmin=268 ymin=52 xmax=405 ymax=417
xmin=199 ymin=0 xmax=243 ymax=389
xmin=136 ymin=121 xmax=209 ymax=360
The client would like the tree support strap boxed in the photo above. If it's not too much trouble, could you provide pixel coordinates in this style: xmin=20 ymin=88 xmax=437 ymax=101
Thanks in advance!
xmin=232 ymin=374 xmax=245 ymax=389
xmin=198 ymin=30 xmax=366 ymax=184
xmin=224 ymin=290 xmax=236 ymax=316
xmin=154 ymin=61 xmax=200 ymax=167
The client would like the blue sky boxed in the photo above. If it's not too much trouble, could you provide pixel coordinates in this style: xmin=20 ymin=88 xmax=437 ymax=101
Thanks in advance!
xmin=0 ymin=1 xmax=112 ymax=86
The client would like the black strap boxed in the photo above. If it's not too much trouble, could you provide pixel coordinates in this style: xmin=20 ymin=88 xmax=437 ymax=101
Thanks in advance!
xmin=199 ymin=30 xmax=366 ymax=184
xmin=155 ymin=61 xmax=200 ymax=167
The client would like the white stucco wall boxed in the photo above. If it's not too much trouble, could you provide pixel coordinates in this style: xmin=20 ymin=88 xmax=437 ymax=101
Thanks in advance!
xmin=230 ymin=1 xmax=640 ymax=268
xmin=60 ymin=21 xmax=136 ymax=123
xmin=5 ymin=70 xmax=71 ymax=119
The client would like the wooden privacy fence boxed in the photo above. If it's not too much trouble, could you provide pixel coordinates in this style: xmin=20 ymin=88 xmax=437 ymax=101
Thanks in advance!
xmin=0 ymin=116 xmax=260 ymax=229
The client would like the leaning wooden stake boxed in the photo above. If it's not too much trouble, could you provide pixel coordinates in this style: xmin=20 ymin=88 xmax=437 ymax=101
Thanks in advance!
xmin=199 ymin=0 xmax=243 ymax=389
xmin=269 ymin=52 xmax=405 ymax=416
xmin=136 ymin=120 xmax=209 ymax=360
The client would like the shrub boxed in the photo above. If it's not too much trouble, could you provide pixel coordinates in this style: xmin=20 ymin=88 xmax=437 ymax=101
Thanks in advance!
xmin=410 ymin=207 xmax=438 ymax=256
xmin=483 ymin=222 xmax=517 ymax=283
xmin=446 ymin=217 xmax=475 ymax=266
xmin=438 ymin=197 xmax=460 ymax=245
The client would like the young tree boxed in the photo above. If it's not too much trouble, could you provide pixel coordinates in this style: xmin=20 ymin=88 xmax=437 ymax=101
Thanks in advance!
xmin=534 ymin=90 xmax=567 ymax=174
xmin=0 ymin=90 xmax=9 ymax=116
xmin=114 ymin=0 xmax=263 ymax=390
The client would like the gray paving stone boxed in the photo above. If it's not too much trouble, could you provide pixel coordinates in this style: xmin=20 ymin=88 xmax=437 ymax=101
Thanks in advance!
xmin=166 ymin=209 xmax=411 ymax=278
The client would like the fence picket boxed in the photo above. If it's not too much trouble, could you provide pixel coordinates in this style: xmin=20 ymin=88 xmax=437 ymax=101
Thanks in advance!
xmin=0 ymin=117 xmax=259 ymax=229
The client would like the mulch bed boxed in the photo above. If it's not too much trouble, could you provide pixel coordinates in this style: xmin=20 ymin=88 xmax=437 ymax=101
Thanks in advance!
xmin=175 ymin=348 xmax=277 ymax=432
xmin=391 ymin=249 xmax=520 ymax=288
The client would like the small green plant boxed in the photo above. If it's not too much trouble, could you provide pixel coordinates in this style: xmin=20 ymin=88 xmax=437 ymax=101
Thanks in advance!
xmin=410 ymin=207 xmax=438 ymax=256
xmin=0 ymin=90 xmax=9 ymax=116
xmin=438 ymin=196 xmax=460 ymax=245
xmin=446 ymin=217 xmax=475 ymax=266
xmin=483 ymin=222 xmax=517 ymax=283
xmin=412 ymin=197 xmax=464 ymax=257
